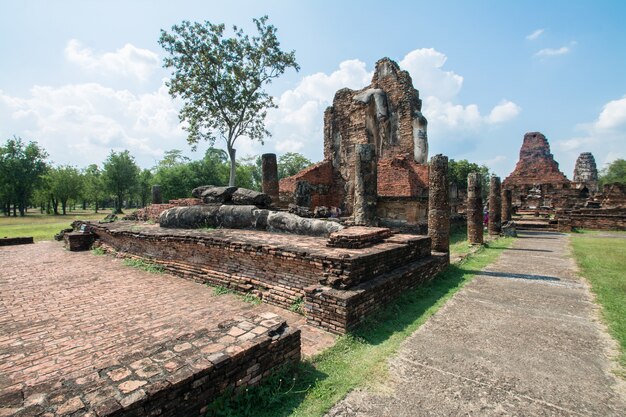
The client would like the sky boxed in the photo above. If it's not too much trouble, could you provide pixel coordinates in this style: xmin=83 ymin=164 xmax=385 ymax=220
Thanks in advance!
xmin=1 ymin=0 xmax=625 ymax=179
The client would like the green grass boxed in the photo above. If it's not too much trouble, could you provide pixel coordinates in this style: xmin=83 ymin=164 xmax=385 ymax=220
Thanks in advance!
xmin=0 ymin=209 xmax=112 ymax=241
xmin=212 ymin=285 xmax=262 ymax=305
xmin=449 ymin=224 xmax=472 ymax=256
xmin=207 ymin=237 xmax=513 ymax=417
xmin=122 ymin=258 xmax=165 ymax=274
xmin=571 ymin=232 xmax=626 ymax=377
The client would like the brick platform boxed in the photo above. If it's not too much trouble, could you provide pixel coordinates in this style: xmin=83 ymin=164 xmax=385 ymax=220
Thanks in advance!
xmin=83 ymin=221 xmax=447 ymax=334
xmin=0 ymin=237 xmax=33 ymax=246
xmin=0 ymin=242 xmax=334 ymax=416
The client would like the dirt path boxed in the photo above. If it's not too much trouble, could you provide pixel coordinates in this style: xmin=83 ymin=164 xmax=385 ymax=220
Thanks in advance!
xmin=328 ymin=231 xmax=626 ymax=416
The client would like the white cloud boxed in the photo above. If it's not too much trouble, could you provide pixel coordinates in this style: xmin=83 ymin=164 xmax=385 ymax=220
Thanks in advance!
xmin=0 ymin=80 xmax=185 ymax=167
xmin=526 ymin=29 xmax=544 ymax=41
xmin=65 ymin=39 xmax=159 ymax=81
xmin=556 ymin=94 xmax=626 ymax=173
xmin=399 ymin=48 xmax=463 ymax=101
xmin=487 ymin=100 xmax=522 ymax=124
xmin=596 ymin=95 xmax=626 ymax=130
xmin=534 ymin=42 xmax=576 ymax=58
xmin=265 ymin=48 xmax=520 ymax=160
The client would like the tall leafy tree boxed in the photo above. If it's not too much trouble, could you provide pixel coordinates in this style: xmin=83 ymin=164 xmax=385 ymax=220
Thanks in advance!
xmin=103 ymin=150 xmax=140 ymax=214
xmin=0 ymin=137 xmax=48 ymax=216
xmin=278 ymin=152 xmax=313 ymax=179
xmin=137 ymin=169 xmax=153 ymax=207
xmin=599 ymin=158 xmax=626 ymax=186
xmin=48 ymin=165 xmax=82 ymax=215
xmin=83 ymin=164 xmax=105 ymax=213
xmin=159 ymin=16 xmax=299 ymax=186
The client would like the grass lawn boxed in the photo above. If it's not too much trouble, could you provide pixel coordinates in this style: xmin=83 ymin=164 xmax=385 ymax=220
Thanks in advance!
xmin=571 ymin=231 xmax=626 ymax=377
xmin=206 ymin=235 xmax=513 ymax=417
xmin=0 ymin=209 xmax=112 ymax=241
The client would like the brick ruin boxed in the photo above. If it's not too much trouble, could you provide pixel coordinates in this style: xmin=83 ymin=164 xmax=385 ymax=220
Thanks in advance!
xmin=503 ymin=131 xmax=626 ymax=231
xmin=279 ymin=58 xmax=433 ymax=227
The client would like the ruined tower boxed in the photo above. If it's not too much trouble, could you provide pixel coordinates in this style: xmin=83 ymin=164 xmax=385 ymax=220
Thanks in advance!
xmin=573 ymin=152 xmax=599 ymax=194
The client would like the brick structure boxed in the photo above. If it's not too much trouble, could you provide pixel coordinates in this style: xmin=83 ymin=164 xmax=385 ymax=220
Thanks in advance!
xmin=63 ymin=232 xmax=96 ymax=251
xmin=0 ymin=237 xmax=33 ymax=246
xmin=503 ymin=132 xmax=587 ymax=210
xmin=600 ymin=183 xmax=626 ymax=208
xmin=467 ymin=172 xmax=484 ymax=245
xmin=151 ymin=185 xmax=162 ymax=204
xmin=279 ymin=57 xmax=431 ymax=225
xmin=501 ymin=188 xmax=512 ymax=222
xmin=261 ymin=153 xmax=280 ymax=205
xmin=353 ymin=144 xmax=378 ymax=225
xmin=488 ymin=176 xmax=502 ymax=235
xmin=573 ymin=152 xmax=599 ymax=194
xmin=557 ymin=208 xmax=626 ymax=231
xmin=428 ymin=154 xmax=450 ymax=252
xmin=82 ymin=221 xmax=447 ymax=334
xmin=132 ymin=198 xmax=204 ymax=222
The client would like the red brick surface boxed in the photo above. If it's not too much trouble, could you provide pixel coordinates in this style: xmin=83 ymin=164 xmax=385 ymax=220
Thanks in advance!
xmin=0 ymin=241 xmax=334 ymax=415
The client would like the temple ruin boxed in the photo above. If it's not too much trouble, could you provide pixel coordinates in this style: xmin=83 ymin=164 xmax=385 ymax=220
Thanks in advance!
xmin=279 ymin=58 xmax=433 ymax=228
xmin=503 ymin=131 xmax=626 ymax=231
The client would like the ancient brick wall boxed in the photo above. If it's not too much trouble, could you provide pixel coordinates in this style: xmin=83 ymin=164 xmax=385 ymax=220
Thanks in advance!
xmin=600 ymin=183 xmax=626 ymax=208
xmin=0 ymin=237 xmax=33 ymax=246
xmin=376 ymin=197 xmax=427 ymax=225
xmin=558 ymin=208 xmax=626 ymax=231
xmin=11 ymin=314 xmax=300 ymax=416
xmin=305 ymin=253 xmax=448 ymax=333
xmin=280 ymin=57 xmax=429 ymax=218
xmin=133 ymin=198 xmax=204 ymax=222
xmin=84 ymin=222 xmax=445 ymax=334
xmin=278 ymin=161 xmax=339 ymax=208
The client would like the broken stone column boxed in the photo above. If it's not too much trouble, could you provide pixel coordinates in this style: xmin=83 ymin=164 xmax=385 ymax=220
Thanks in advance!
xmin=151 ymin=185 xmax=162 ymax=205
xmin=353 ymin=143 xmax=378 ymax=226
xmin=467 ymin=172 xmax=483 ymax=245
xmin=428 ymin=154 xmax=450 ymax=252
xmin=501 ymin=188 xmax=512 ymax=223
xmin=261 ymin=153 xmax=280 ymax=205
xmin=294 ymin=180 xmax=312 ymax=208
xmin=488 ymin=176 xmax=502 ymax=235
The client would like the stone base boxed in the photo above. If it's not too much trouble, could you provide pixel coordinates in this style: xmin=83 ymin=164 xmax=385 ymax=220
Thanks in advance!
xmin=64 ymin=232 xmax=96 ymax=251
xmin=82 ymin=221 xmax=448 ymax=335
xmin=0 ymin=236 xmax=34 ymax=246
xmin=5 ymin=313 xmax=300 ymax=416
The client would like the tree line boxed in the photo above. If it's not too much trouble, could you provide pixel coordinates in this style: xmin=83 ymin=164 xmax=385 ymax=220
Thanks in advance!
xmin=0 ymin=136 xmax=312 ymax=217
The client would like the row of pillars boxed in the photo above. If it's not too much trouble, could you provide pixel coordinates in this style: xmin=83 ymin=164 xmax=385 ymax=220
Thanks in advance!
xmin=467 ymin=173 xmax=513 ymax=245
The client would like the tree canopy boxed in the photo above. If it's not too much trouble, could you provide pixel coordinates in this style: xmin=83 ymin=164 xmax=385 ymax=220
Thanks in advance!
xmin=159 ymin=16 xmax=300 ymax=186
xmin=0 ymin=137 xmax=48 ymax=216
xmin=599 ymin=158 xmax=626 ymax=186
xmin=102 ymin=150 xmax=140 ymax=214
xmin=278 ymin=152 xmax=313 ymax=180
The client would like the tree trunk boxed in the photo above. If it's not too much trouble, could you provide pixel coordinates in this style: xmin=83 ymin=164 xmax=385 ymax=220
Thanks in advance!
xmin=95 ymin=200 xmax=99 ymax=213
xmin=13 ymin=203 xmax=17 ymax=217
xmin=62 ymin=200 xmax=67 ymax=215
xmin=228 ymin=147 xmax=237 ymax=187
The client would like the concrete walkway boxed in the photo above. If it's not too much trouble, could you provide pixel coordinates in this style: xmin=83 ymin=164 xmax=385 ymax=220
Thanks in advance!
xmin=328 ymin=231 xmax=626 ymax=416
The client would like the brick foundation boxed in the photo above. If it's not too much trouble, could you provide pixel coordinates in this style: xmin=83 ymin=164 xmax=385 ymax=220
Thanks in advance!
xmin=0 ymin=236 xmax=33 ymax=246
xmin=557 ymin=208 xmax=626 ymax=231
xmin=5 ymin=313 xmax=300 ymax=417
xmin=82 ymin=221 xmax=446 ymax=334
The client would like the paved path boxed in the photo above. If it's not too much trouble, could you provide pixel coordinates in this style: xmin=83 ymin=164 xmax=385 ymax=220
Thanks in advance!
xmin=0 ymin=241 xmax=334 ymax=401
xmin=328 ymin=231 xmax=626 ymax=416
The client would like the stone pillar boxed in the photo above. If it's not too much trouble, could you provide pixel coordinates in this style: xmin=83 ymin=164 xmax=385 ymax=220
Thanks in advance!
xmin=428 ymin=154 xmax=450 ymax=252
xmin=488 ymin=176 xmax=502 ymax=235
xmin=467 ymin=172 xmax=483 ymax=245
xmin=151 ymin=185 xmax=162 ymax=205
xmin=501 ymin=188 xmax=512 ymax=223
xmin=353 ymin=144 xmax=377 ymax=226
xmin=294 ymin=180 xmax=312 ymax=208
xmin=261 ymin=153 xmax=279 ymax=205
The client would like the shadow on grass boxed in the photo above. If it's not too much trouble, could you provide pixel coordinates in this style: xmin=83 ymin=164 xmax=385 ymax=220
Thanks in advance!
xmin=353 ymin=264 xmax=467 ymax=345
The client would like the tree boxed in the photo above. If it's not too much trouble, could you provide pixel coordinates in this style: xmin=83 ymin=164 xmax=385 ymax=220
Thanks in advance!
xmin=159 ymin=16 xmax=300 ymax=186
xmin=83 ymin=164 xmax=104 ymax=213
xmin=0 ymin=137 xmax=48 ymax=216
xmin=599 ymin=158 xmax=626 ymax=186
xmin=159 ymin=149 xmax=190 ymax=168
xmin=278 ymin=152 xmax=313 ymax=179
xmin=137 ymin=169 xmax=153 ymax=207
xmin=103 ymin=150 xmax=140 ymax=214
xmin=48 ymin=166 xmax=82 ymax=215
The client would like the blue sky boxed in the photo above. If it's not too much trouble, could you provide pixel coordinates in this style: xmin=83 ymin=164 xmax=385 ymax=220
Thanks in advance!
xmin=1 ymin=0 xmax=625 ymax=179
